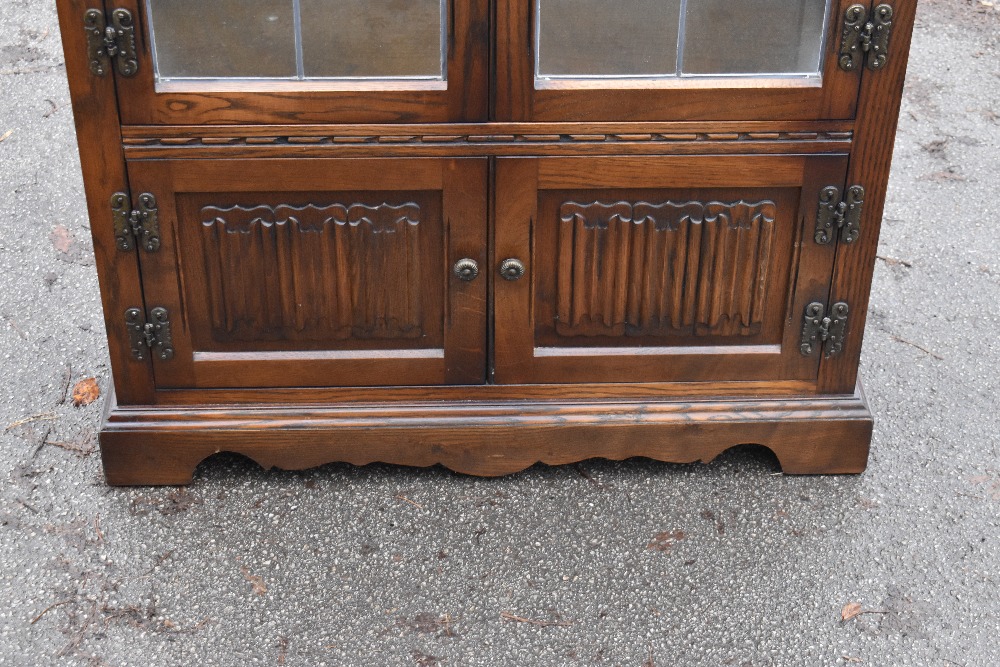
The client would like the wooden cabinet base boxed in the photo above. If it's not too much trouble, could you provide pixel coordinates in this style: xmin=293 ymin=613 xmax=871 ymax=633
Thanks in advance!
xmin=99 ymin=385 xmax=873 ymax=485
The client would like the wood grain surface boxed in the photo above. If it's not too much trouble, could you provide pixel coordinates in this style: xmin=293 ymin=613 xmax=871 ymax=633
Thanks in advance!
xmin=100 ymin=384 xmax=874 ymax=485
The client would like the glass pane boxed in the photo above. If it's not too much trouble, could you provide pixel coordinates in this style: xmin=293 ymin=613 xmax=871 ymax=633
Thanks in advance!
xmin=148 ymin=0 xmax=296 ymax=79
xmin=682 ymin=0 xmax=829 ymax=75
xmin=537 ymin=0 xmax=682 ymax=78
xmin=301 ymin=0 xmax=444 ymax=78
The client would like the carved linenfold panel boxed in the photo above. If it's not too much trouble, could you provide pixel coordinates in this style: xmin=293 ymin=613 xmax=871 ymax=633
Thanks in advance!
xmin=200 ymin=202 xmax=424 ymax=341
xmin=556 ymin=200 xmax=776 ymax=338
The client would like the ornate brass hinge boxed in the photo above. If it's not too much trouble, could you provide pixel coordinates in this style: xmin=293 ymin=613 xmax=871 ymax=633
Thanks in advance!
xmin=839 ymin=4 xmax=893 ymax=72
xmin=815 ymin=185 xmax=864 ymax=245
xmin=800 ymin=302 xmax=849 ymax=359
xmin=84 ymin=8 xmax=138 ymax=77
xmin=125 ymin=307 xmax=174 ymax=361
xmin=111 ymin=192 xmax=159 ymax=252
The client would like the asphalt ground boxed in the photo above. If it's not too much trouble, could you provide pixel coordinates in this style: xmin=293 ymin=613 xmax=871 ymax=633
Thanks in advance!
xmin=1 ymin=1 xmax=998 ymax=665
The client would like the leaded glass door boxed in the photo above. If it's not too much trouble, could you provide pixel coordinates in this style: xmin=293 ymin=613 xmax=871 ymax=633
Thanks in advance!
xmin=109 ymin=0 xmax=489 ymax=124
xmin=497 ymin=0 xmax=864 ymax=121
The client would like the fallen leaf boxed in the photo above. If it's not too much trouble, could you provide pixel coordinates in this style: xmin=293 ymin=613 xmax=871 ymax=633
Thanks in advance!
xmin=71 ymin=378 xmax=100 ymax=407
xmin=50 ymin=225 xmax=74 ymax=254
xmin=241 ymin=565 xmax=267 ymax=596
xmin=0 ymin=129 xmax=12 ymax=143
xmin=841 ymin=602 xmax=863 ymax=621
xmin=647 ymin=530 xmax=686 ymax=553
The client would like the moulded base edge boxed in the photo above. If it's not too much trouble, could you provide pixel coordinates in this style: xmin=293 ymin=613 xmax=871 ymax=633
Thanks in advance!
xmin=99 ymin=384 xmax=873 ymax=485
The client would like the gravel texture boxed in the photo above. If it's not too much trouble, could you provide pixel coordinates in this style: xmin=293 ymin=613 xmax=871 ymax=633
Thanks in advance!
xmin=1 ymin=0 xmax=998 ymax=665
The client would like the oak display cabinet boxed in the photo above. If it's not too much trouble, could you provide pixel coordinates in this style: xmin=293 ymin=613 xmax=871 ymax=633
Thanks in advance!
xmin=57 ymin=0 xmax=915 ymax=484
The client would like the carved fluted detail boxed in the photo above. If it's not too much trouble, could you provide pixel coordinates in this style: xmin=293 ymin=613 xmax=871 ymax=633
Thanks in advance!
xmin=556 ymin=199 xmax=776 ymax=338
xmin=200 ymin=202 xmax=423 ymax=341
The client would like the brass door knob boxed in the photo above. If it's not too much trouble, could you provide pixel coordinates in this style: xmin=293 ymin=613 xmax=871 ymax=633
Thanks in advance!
xmin=499 ymin=258 xmax=526 ymax=281
xmin=453 ymin=258 xmax=480 ymax=282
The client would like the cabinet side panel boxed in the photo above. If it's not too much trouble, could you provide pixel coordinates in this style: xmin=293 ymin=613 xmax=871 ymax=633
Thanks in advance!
xmin=57 ymin=0 xmax=155 ymax=404
xmin=819 ymin=0 xmax=917 ymax=393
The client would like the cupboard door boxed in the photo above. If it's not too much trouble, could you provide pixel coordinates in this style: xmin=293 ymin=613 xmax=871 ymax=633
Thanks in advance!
xmin=494 ymin=155 xmax=848 ymax=384
xmin=127 ymin=158 xmax=487 ymax=388
xmin=108 ymin=0 xmax=488 ymax=124
xmin=497 ymin=0 xmax=864 ymax=121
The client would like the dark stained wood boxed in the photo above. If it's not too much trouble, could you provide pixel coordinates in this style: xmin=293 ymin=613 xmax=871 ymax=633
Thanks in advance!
xmin=117 ymin=121 xmax=856 ymax=158
xmin=122 ymin=138 xmax=856 ymax=160
xmin=494 ymin=154 xmax=847 ymax=384
xmin=551 ymin=199 xmax=779 ymax=338
xmin=819 ymin=0 xmax=918 ymax=394
xmin=195 ymin=201 xmax=431 ymax=343
xmin=120 ymin=121 xmax=856 ymax=139
xmin=57 ymin=0 xmax=154 ymax=404
xmin=100 ymin=384 xmax=874 ymax=485
xmin=147 ymin=380 xmax=824 ymax=406
xmin=109 ymin=0 xmax=489 ymax=124
xmin=126 ymin=157 xmax=487 ymax=387
xmin=495 ymin=0 xmax=865 ymax=122
xmin=54 ymin=0 xmax=916 ymax=483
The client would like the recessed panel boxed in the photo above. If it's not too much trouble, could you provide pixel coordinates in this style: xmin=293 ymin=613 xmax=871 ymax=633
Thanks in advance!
xmin=183 ymin=192 xmax=444 ymax=352
xmin=534 ymin=187 xmax=799 ymax=349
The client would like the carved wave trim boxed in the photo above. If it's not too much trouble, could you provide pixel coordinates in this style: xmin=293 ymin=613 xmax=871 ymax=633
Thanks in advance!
xmin=556 ymin=199 xmax=776 ymax=338
xmin=124 ymin=130 xmax=853 ymax=148
xmin=200 ymin=202 xmax=424 ymax=341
